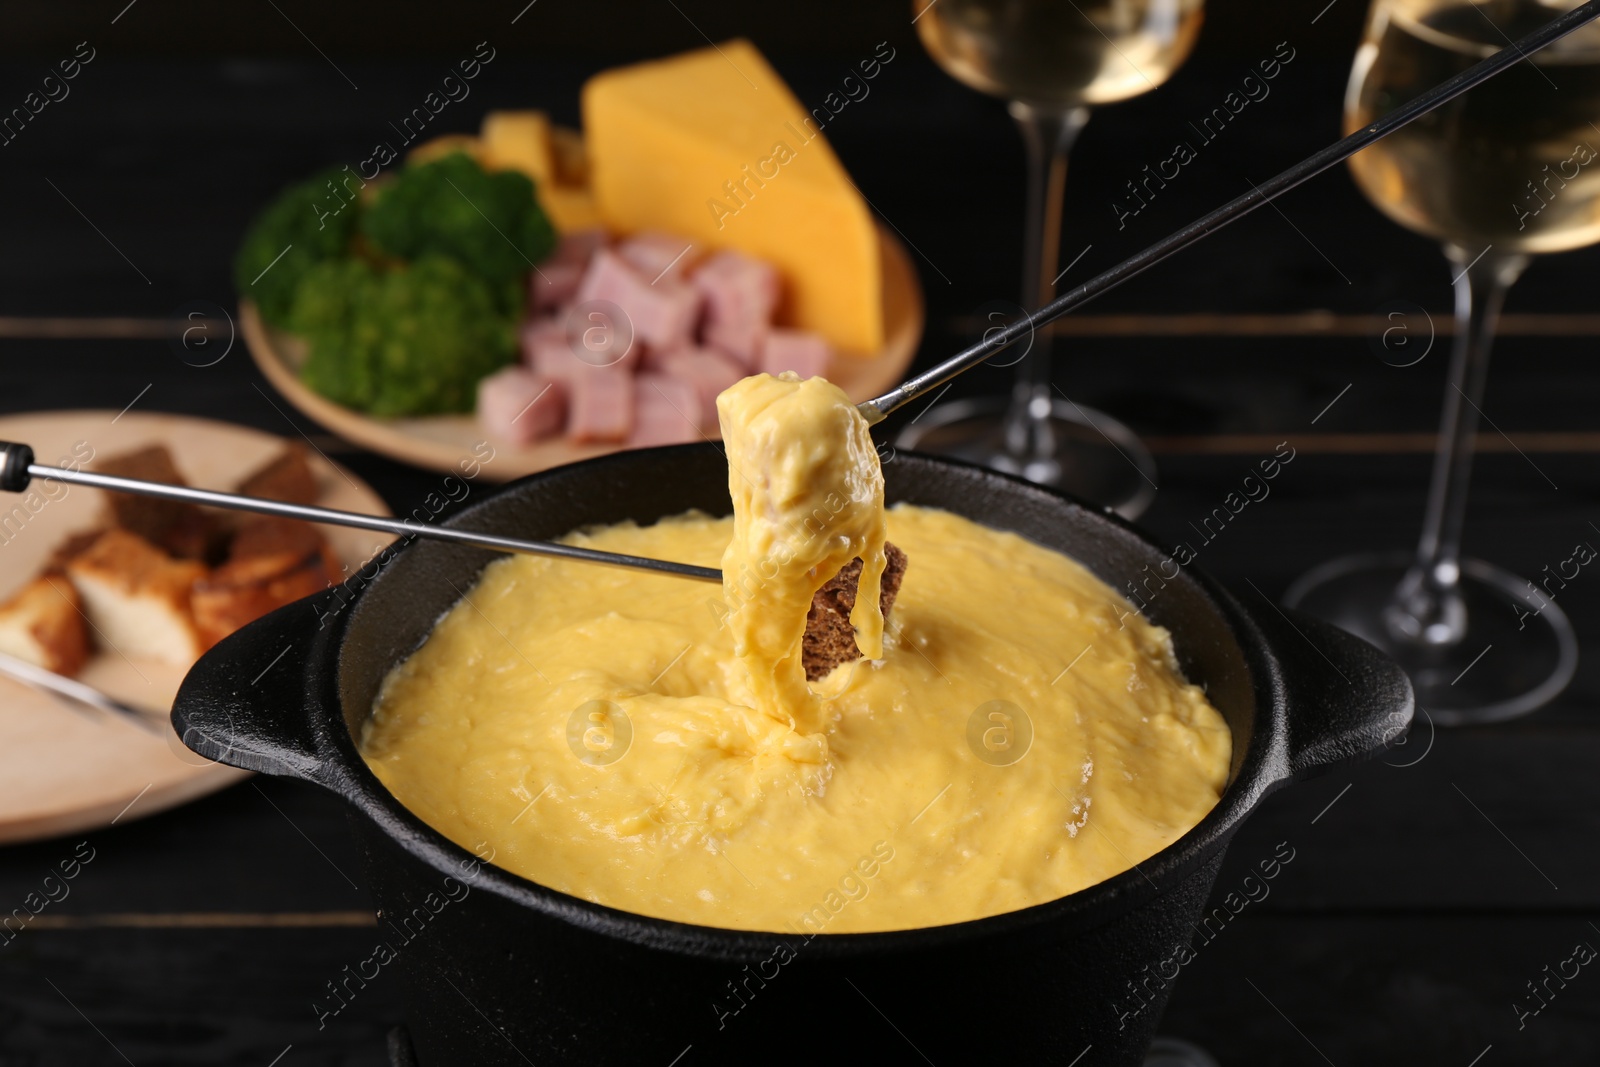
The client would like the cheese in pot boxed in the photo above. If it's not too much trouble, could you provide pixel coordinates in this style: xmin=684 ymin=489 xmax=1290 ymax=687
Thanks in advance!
xmin=360 ymin=375 xmax=1230 ymax=933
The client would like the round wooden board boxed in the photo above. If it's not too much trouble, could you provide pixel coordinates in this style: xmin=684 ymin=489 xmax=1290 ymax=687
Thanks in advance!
xmin=243 ymin=223 xmax=924 ymax=480
xmin=0 ymin=411 xmax=391 ymax=845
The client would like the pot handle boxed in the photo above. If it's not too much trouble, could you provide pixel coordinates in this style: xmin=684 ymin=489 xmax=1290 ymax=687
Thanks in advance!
xmin=171 ymin=591 xmax=340 ymax=786
xmin=1256 ymin=605 xmax=1415 ymax=781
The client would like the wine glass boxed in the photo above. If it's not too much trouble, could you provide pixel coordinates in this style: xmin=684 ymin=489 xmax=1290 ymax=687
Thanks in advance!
xmin=901 ymin=0 xmax=1205 ymax=519
xmin=1285 ymin=0 xmax=1596 ymax=724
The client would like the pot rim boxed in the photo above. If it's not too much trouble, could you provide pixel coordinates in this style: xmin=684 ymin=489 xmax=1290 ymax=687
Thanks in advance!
xmin=299 ymin=444 xmax=1295 ymax=961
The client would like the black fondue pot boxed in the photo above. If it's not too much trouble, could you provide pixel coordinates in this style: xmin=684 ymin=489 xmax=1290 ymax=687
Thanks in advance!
xmin=172 ymin=446 xmax=1411 ymax=1066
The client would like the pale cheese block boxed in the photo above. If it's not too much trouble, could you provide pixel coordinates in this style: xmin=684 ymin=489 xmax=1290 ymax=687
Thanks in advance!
xmin=480 ymin=110 xmax=556 ymax=185
xmin=538 ymin=184 xmax=604 ymax=234
xmin=582 ymin=39 xmax=883 ymax=355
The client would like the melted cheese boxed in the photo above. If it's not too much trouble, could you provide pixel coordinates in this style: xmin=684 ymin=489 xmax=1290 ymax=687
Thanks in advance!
xmin=718 ymin=373 xmax=886 ymax=737
xmin=360 ymin=375 xmax=1230 ymax=933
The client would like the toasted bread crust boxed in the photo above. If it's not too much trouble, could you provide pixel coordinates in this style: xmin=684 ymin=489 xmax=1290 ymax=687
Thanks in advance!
xmin=24 ymin=445 xmax=334 ymax=668
xmin=43 ymin=528 xmax=108 ymax=576
xmin=94 ymin=445 xmax=203 ymax=544
xmin=68 ymin=528 xmax=207 ymax=598
xmin=234 ymin=445 xmax=319 ymax=506
xmin=192 ymin=517 xmax=337 ymax=648
xmin=155 ymin=509 xmax=227 ymax=563
xmin=801 ymin=542 xmax=907 ymax=681
xmin=0 ymin=576 xmax=90 ymax=676
xmin=65 ymin=528 xmax=207 ymax=663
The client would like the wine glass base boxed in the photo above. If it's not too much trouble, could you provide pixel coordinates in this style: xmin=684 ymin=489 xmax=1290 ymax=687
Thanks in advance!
xmin=894 ymin=395 xmax=1158 ymax=520
xmin=1143 ymin=1036 xmax=1221 ymax=1067
xmin=1284 ymin=552 xmax=1578 ymax=725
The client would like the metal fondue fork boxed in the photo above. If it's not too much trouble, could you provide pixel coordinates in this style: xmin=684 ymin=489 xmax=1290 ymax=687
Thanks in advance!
xmin=0 ymin=449 xmax=725 ymax=582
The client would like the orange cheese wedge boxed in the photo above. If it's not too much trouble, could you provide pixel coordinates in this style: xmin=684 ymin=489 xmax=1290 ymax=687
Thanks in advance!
xmin=583 ymin=39 xmax=883 ymax=355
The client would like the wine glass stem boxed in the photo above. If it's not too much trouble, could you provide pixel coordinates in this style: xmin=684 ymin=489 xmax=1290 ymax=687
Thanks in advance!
xmin=1003 ymin=102 xmax=1090 ymax=466
xmin=1387 ymin=244 xmax=1530 ymax=647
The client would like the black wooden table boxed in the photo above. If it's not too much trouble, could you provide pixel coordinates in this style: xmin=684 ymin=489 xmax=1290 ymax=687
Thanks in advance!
xmin=1 ymin=32 xmax=1597 ymax=1067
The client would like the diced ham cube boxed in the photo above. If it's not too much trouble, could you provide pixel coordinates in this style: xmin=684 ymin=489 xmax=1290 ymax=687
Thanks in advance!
xmin=617 ymin=231 xmax=698 ymax=282
xmin=637 ymin=344 xmax=672 ymax=374
xmin=691 ymin=251 xmax=780 ymax=369
xmin=759 ymin=329 xmax=833 ymax=380
xmin=529 ymin=260 xmax=584 ymax=312
xmin=530 ymin=228 xmax=608 ymax=312
xmin=567 ymin=367 xmax=635 ymax=442
xmin=524 ymin=314 xmax=640 ymax=379
xmin=629 ymin=375 xmax=704 ymax=448
xmin=554 ymin=227 xmax=608 ymax=265
xmin=522 ymin=319 xmax=567 ymax=373
xmin=477 ymin=368 xmax=567 ymax=445
xmin=656 ymin=347 xmax=745 ymax=426
xmin=575 ymin=248 xmax=703 ymax=351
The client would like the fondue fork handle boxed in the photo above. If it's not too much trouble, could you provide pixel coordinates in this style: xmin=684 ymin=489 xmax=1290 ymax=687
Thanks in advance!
xmin=857 ymin=0 xmax=1600 ymax=424
xmin=0 ymin=442 xmax=723 ymax=583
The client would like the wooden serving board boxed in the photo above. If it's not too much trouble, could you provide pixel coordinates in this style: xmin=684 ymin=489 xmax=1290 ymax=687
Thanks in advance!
xmin=243 ymin=223 xmax=924 ymax=480
xmin=0 ymin=411 xmax=391 ymax=844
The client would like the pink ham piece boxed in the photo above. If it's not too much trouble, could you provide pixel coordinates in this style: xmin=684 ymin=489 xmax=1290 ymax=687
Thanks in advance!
xmin=655 ymin=347 xmax=744 ymax=427
xmin=477 ymin=367 xmax=567 ymax=445
xmin=758 ymin=329 xmax=833 ymax=380
xmin=524 ymin=314 xmax=640 ymax=379
xmin=522 ymin=319 xmax=568 ymax=375
xmin=567 ymin=367 xmax=635 ymax=442
xmin=629 ymin=375 xmax=703 ymax=448
xmin=529 ymin=261 xmax=584 ymax=312
xmin=554 ymin=227 xmax=608 ymax=265
xmin=530 ymin=228 xmax=608 ymax=312
xmin=637 ymin=344 xmax=673 ymax=374
xmin=574 ymin=248 xmax=702 ymax=351
xmin=691 ymin=251 xmax=780 ymax=369
xmin=617 ymin=231 xmax=697 ymax=283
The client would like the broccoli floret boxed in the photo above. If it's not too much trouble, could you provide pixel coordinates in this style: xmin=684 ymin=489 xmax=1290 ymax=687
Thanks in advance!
xmin=360 ymin=152 xmax=556 ymax=289
xmin=292 ymin=256 xmax=518 ymax=417
xmin=234 ymin=168 xmax=361 ymax=326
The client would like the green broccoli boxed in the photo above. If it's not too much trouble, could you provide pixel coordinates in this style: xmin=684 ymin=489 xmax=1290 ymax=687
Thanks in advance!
xmin=292 ymin=256 xmax=519 ymax=417
xmin=360 ymin=152 xmax=556 ymax=290
xmin=234 ymin=168 xmax=362 ymax=326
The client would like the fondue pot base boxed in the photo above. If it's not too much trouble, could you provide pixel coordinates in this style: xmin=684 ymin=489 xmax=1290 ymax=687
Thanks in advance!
xmin=173 ymin=445 xmax=1410 ymax=1066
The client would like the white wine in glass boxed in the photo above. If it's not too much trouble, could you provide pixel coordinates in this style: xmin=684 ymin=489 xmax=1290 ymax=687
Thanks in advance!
xmin=902 ymin=0 xmax=1205 ymax=520
xmin=1287 ymin=0 xmax=1598 ymax=723
xmin=1348 ymin=0 xmax=1600 ymax=251
xmin=916 ymin=0 xmax=1205 ymax=107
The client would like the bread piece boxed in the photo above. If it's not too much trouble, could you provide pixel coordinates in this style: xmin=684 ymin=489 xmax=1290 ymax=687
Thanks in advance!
xmin=191 ymin=517 xmax=338 ymax=648
xmin=65 ymin=529 xmax=206 ymax=664
xmin=155 ymin=508 xmax=228 ymax=563
xmin=802 ymin=542 xmax=908 ymax=681
xmin=234 ymin=444 xmax=320 ymax=506
xmin=217 ymin=517 xmax=338 ymax=583
xmin=0 ymin=576 xmax=91 ymax=676
xmin=43 ymin=528 xmax=109 ymax=576
xmin=94 ymin=445 xmax=203 ymax=545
